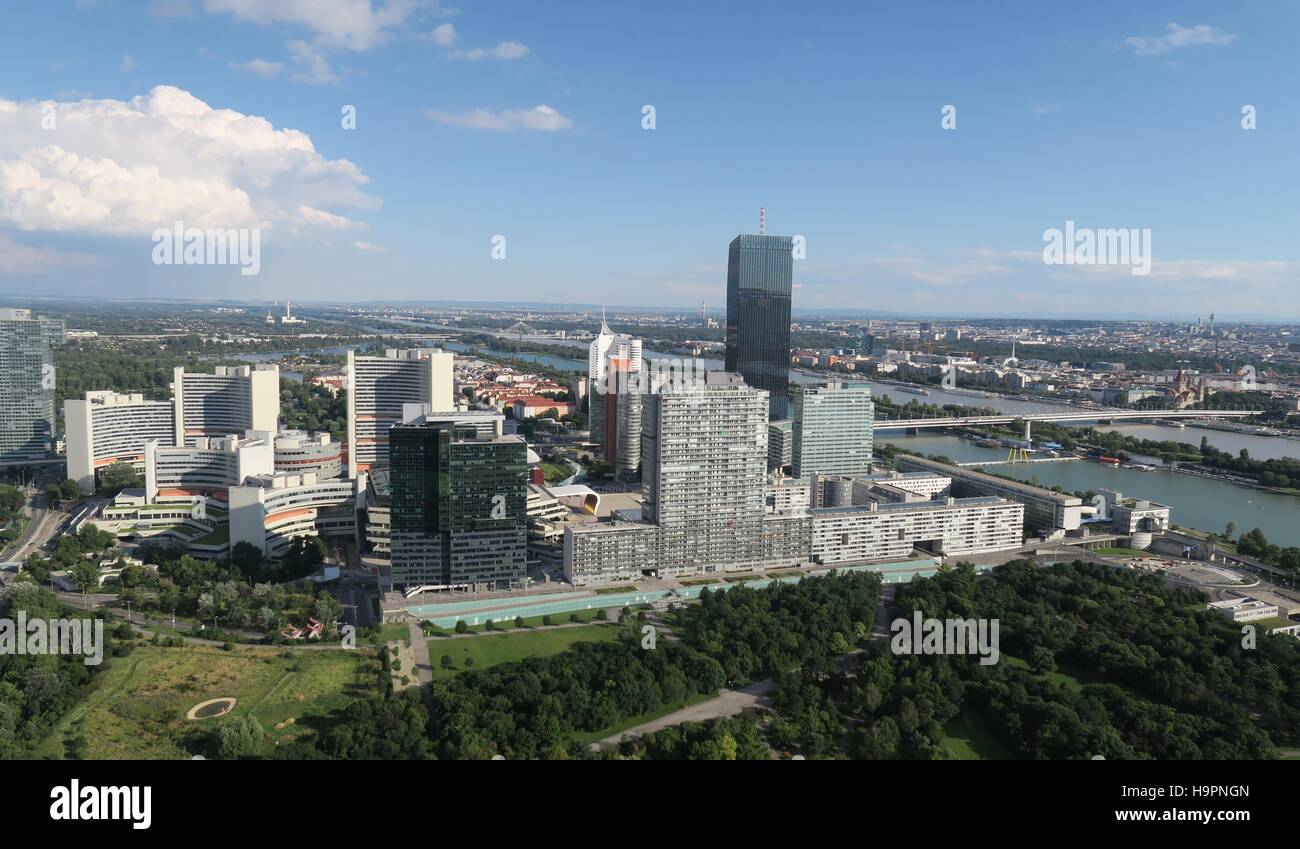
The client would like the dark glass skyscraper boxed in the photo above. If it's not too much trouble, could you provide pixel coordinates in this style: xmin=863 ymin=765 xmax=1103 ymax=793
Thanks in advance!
xmin=724 ymin=234 xmax=794 ymax=419
xmin=388 ymin=419 xmax=527 ymax=591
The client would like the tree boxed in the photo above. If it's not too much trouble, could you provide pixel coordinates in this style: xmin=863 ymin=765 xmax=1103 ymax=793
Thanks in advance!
xmin=595 ymin=609 xmax=608 ymax=621
xmin=441 ymin=655 xmax=453 ymax=669
xmin=58 ymin=479 xmax=82 ymax=502
xmin=513 ymin=616 xmax=525 ymax=629
xmin=230 ymin=542 xmax=264 ymax=578
xmin=96 ymin=462 xmax=141 ymax=494
xmin=455 ymin=620 xmax=469 ymax=634
xmin=70 ymin=560 xmax=101 ymax=594
xmin=218 ymin=716 xmax=264 ymax=759
xmin=314 ymin=593 xmax=343 ymax=636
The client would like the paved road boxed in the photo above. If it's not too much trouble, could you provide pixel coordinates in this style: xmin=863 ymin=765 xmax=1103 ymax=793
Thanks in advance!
xmin=2 ymin=503 xmax=61 ymax=562
xmin=592 ymin=678 xmax=777 ymax=747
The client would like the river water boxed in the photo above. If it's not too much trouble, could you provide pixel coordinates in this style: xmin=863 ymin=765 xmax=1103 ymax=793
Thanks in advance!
xmin=883 ymin=432 xmax=1300 ymax=547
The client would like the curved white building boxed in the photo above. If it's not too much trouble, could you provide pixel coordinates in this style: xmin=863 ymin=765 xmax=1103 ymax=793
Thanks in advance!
xmin=229 ymin=471 xmax=358 ymax=559
xmin=346 ymin=348 xmax=454 ymax=478
xmin=144 ymin=432 xmax=274 ymax=504
xmin=274 ymin=430 xmax=343 ymax=479
xmin=173 ymin=364 xmax=280 ymax=445
xmin=65 ymin=391 xmax=176 ymax=493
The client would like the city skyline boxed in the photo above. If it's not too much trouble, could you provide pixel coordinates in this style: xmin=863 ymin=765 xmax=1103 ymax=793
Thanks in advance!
xmin=0 ymin=3 xmax=1297 ymax=317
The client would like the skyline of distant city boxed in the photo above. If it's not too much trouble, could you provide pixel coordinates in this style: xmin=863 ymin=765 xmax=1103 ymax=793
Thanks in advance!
xmin=1 ymin=3 xmax=1298 ymax=316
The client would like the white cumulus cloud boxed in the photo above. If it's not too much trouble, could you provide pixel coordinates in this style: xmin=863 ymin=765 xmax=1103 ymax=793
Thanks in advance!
xmin=0 ymin=85 xmax=378 ymax=237
xmin=428 ymin=23 xmax=458 ymax=47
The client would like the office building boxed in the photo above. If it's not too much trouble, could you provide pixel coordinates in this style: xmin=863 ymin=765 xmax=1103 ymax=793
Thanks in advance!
xmin=347 ymin=348 xmax=454 ymax=478
xmin=173 ymin=365 xmax=280 ymax=446
xmin=791 ymin=381 xmax=874 ymax=478
xmin=768 ymin=419 xmax=792 ymax=472
xmin=894 ymin=455 xmax=1082 ymax=535
xmin=273 ymin=430 xmax=343 ymax=479
xmin=724 ymin=232 xmax=794 ymax=419
xmin=0 ymin=308 xmax=65 ymax=463
xmin=65 ymin=391 xmax=176 ymax=493
xmin=388 ymin=414 xmax=528 ymax=591
xmin=144 ymin=432 xmax=274 ymax=504
xmin=229 ymin=471 xmax=358 ymax=559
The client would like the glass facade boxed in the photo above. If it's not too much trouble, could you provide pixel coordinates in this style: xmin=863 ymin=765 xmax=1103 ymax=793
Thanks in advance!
xmin=0 ymin=309 xmax=65 ymax=462
xmin=389 ymin=422 xmax=527 ymax=591
xmin=724 ymin=234 xmax=794 ymax=419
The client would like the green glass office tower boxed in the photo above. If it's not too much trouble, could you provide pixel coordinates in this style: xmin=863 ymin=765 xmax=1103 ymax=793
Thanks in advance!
xmin=388 ymin=420 xmax=527 ymax=591
xmin=791 ymin=381 xmax=875 ymax=478
xmin=724 ymin=234 xmax=794 ymax=419
xmin=0 ymin=309 xmax=65 ymax=463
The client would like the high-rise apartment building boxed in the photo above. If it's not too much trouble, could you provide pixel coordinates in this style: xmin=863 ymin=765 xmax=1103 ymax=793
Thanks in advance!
xmin=791 ymin=381 xmax=875 ymax=478
xmin=642 ymin=371 xmax=768 ymax=574
xmin=587 ymin=316 xmax=643 ymax=478
xmin=173 ymin=365 xmax=280 ymax=446
xmin=724 ymin=233 xmax=794 ymax=419
xmin=0 ymin=308 xmax=65 ymax=463
xmin=388 ymin=415 xmax=527 ymax=591
xmin=346 ymin=348 xmax=454 ymax=478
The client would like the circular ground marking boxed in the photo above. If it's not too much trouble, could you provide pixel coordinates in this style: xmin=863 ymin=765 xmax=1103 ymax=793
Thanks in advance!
xmin=186 ymin=698 xmax=237 ymax=720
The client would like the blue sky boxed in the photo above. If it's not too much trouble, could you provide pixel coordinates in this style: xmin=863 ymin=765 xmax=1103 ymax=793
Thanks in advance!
xmin=0 ymin=1 xmax=1297 ymax=319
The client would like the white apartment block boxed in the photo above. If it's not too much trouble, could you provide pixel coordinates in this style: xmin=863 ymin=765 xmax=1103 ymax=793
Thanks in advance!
xmin=809 ymin=496 xmax=1024 ymax=565
xmin=65 ymin=391 xmax=176 ymax=493
xmin=346 ymin=348 xmax=454 ymax=477
xmin=173 ymin=365 xmax=280 ymax=446
xmin=642 ymin=372 xmax=769 ymax=576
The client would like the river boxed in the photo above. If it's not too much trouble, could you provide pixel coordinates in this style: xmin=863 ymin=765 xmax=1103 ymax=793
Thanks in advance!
xmin=882 ymin=432 xmax=1300 ymax=547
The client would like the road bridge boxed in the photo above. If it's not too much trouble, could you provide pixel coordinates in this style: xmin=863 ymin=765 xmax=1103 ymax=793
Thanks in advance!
xmin=875 ymin=409 xmax=1262 ymax=439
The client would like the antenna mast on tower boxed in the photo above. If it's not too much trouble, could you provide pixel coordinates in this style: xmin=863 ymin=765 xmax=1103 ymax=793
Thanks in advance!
xmin=759 ymin=207 xmax=765 ymax=236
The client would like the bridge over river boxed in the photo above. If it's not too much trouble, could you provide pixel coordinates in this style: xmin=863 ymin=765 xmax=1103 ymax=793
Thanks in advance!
xmin=876 ymin=409 xmax=1262 ymax=439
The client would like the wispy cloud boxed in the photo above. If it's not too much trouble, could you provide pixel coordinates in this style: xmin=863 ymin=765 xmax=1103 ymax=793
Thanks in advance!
xmin=287 ymin=39 xmax=339 ymax=84
xmin=353 ymin=240 xmax=388 ymax=253
xmin=426 ymin=105 xmax=572 ymax=131
xmin=1124 ymin=23 xmax=1236 ymax=56
xmin=427 ymin=23 xmax=458 ymax=47
xmin=120 ymin=54 xmax=137 ymax=72
xmin=229 ymin=58 xmax=287 ymax=78
xmin=448 ymin=41 xmax=529 ymax=61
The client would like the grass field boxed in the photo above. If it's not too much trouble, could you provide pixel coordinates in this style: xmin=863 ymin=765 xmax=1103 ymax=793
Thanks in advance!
xmin=1003 ymin=654 xmax=1113 ymax=693
xmin=941 ymin=709 xmax=1012 ymax=760
xmin=1094 ymin=547 xmax=1157 ymax=558
xmin=36 ymin=644 xmax=372 ymax=759
xmin=428 ymin=623 xmax=621 ymax=679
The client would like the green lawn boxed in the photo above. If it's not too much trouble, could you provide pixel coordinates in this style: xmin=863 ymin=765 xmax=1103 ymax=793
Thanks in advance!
xmin=428 ymin=623 xmax=620 ymax=679
xmin=941 ymin=709 xmax=1012 ymax=760
xmin=35 ymin=644 xmax=371 ymax=760
xmin=539 ymin=462 xmax=570 ymax=484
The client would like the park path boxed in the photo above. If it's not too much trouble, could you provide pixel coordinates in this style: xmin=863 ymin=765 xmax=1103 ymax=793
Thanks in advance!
xmin=408 ymin=621 xmax=434 ymax=709
xmin=591 ymin=678 xmax=777 ymax=748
